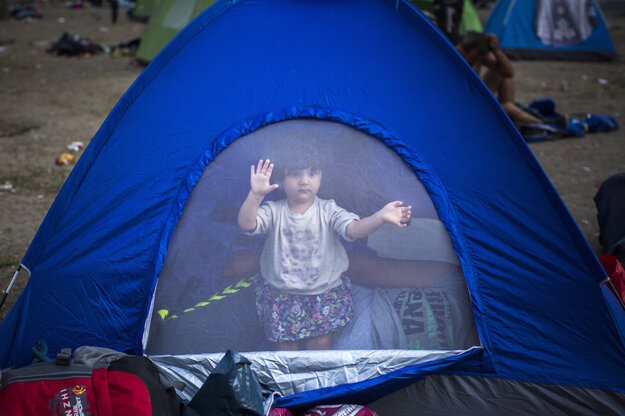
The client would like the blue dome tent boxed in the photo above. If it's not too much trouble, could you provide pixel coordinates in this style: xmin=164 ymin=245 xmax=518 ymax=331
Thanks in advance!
xmin=484 ymin=0 xmax=616 ymax=61
xmin=1 ymin=0 xmax=624 ymax=413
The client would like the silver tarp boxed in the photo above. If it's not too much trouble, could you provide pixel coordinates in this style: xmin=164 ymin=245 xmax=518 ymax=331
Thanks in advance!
xmin=149 ymin=348 xmax=478 ymax=402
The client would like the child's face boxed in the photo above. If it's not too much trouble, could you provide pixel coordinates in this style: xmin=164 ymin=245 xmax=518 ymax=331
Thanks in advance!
xmin=282 ymin=167 xmax=322 ymax=206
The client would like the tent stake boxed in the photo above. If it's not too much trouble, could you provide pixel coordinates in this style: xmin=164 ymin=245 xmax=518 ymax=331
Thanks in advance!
xmin=0 ymin=265 xmax=22 ymax=312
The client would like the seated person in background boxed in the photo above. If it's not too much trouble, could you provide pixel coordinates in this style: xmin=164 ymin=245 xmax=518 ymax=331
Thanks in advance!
xmin=456 ymin=32 xmax=542 ymax=126
xmin=337 ymin=252 xmax=479 ymax=351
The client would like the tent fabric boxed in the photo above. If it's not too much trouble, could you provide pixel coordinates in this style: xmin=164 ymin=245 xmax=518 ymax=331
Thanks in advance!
xmin=137 ymin=0 xmax=480 ymax=64
xmin=150 ymin=348 xmax=482 ymax=403
xmin=1 ymin=0 xmax=624 ymax=411
xmin=368 ymin=374 xmax=625 ymax=415
xmin=484 ymin=0 xmax=616 ymax=61
xmin=134 ymin=0 xmax=216 ymax=63
xmin=129 ymin=0 xmax=162 ymax=22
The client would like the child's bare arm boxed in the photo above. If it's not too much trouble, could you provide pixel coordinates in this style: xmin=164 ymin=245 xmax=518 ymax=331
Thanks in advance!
xmin=237 ymin=192 xmax=265 ymax=232
xmin=237 ymin=159 xmax=279 ymax=232
xmin=345 ymin=201 xmax=411 ymax=240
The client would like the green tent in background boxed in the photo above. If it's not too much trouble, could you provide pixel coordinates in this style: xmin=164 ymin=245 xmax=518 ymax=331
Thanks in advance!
xmin=410 ymin=0 xmax=483 ymax=37
xmin=135 ymin=0 xmax=217 ymax=64
xmin=129 ymin=0 xmax=163 ymax=22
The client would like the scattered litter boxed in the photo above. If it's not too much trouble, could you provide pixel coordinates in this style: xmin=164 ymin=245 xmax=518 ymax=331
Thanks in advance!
xmin=582 ymin=219 xmax=590 ymax=225
xmin=56 ymin=152 xmax=75 ymax=166
xmin=35 ymin=63 xmax=42 ymax=70
xmin=0 ymin=181 xmax=14 ymax=192
xmin=56 ymin=141 xmax=85 ymax=166
xmin=519 ymin=98 xmax=618 ymax=142
xmin=581 ymin=74 xmax=589 ymax=81
xmin=58 ymin=17 xmax=66 ymax=24
xmin=68 ymin=1 xmax=84 ymax=9
xmin=0 ymin=47 xmax=5 ymax=53
xmin=37 ymin=195 xmax=44 ymax=199
xmin=110 ymin=38 xmax=141 ymax=58
xmin=67 ymin=141 xmax=84 ymax=152
xmin=48 ymin=32 xmax=105 ymax=57
xmin=10 ymin=5 xmax=42 ymax=20
xmin=560 ymin=80 xmax=569 ymax=91
xmin=597 ymin=78 xmax=608 ymax=85
xmin=3 ymin=68 xmax=9 ymax=73
xmin=540 ymin=81 xmax=547 ymax=88
xmin=99 ymin=26 xmax=109 ymax=33
xmin=583 ymin=166 xmax=591 ymax=172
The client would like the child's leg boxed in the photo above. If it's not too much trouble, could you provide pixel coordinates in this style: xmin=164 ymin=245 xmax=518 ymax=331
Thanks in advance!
xmin=276 ymin=340 xmax=299 ymax=351
xmin=305 ymin=333 xmax=332 ymax=350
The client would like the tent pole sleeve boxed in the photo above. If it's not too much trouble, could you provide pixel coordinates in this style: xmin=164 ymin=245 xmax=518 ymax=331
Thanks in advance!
xmin=0 ymin=265 xmax=22 ymax=311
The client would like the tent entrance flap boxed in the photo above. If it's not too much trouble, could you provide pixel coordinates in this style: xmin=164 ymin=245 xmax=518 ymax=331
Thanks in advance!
xmin=145 ymin=119 xmax=480 ymax=379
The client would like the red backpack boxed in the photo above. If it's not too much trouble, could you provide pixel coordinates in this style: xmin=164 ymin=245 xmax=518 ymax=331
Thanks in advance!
xmin=0 ymin=346 xmax=180 ymax=416
xmin=600 ymin=254 xmax=625 ymax=304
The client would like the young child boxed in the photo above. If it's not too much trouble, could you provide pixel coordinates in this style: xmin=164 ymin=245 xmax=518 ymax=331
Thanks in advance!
xmin=237 ymin=151 xmax=411 ymax=351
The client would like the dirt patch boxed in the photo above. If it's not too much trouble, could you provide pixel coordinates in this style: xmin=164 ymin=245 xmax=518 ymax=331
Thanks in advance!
xmin=1 ymin=4 xmax=624 ymax=322
xmin=0 ymin=4 xmax=144 ymax=319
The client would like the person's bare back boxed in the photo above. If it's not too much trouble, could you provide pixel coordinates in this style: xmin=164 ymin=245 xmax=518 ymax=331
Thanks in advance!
xmin=457 ymin=32 xmax=542 ymax=125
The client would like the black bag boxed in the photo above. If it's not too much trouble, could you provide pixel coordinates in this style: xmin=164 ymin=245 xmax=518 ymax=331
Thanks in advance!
xmin=184 ymin=350 xmax=265 ymax=416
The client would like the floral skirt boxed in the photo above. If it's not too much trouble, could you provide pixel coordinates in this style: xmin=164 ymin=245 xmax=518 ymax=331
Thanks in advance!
xmin=255 ymin=276 xmax=353 ymax=343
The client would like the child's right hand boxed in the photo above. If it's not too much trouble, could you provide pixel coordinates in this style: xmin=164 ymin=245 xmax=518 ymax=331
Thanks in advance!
xmin=250 ymin=159 xmax=279 ymax=197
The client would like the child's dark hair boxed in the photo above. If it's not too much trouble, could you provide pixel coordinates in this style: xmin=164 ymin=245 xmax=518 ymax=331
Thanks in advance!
xmin=270 ymin=137 xmax=324 ymax=183
xmin=460 ymin=31 xmax=490 ymax=55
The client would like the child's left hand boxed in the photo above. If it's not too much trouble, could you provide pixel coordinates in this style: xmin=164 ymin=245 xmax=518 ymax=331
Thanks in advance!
xmin=380 ymin=201 xmax=411 ymax=228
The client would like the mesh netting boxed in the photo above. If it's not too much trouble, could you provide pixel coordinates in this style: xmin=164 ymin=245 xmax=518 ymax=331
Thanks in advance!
xmin=146 ymin=120 xmax=478 ymax=354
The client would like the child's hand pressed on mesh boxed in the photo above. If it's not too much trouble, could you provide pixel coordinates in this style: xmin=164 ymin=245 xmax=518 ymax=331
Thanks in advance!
xmin=250 ymin=159 xmax=279 ymax=197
